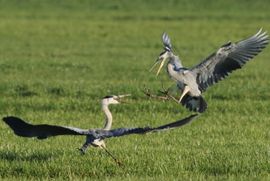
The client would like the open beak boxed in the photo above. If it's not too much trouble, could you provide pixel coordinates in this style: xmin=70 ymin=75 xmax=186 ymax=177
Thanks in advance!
xmin=116 ymin=94 xmax=131 ymax=103
xmin=149 ymin=59 xmax=160 ymax=72
xmin=150 ymin=51 xmax=169 ymax=76
xmin=149 ymin=58 xmax=166 ymax=76
xmin=156 ymin=59 xmax=165 ymax=76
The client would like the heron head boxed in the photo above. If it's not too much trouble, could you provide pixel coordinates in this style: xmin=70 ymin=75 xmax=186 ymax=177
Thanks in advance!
xmin=150 ymin=50 xmax=172 ymax=76
xmin=150 ymin=32 xmax=173 ymax=76
xmin=102 ymin=94 xmax=131 ymax=105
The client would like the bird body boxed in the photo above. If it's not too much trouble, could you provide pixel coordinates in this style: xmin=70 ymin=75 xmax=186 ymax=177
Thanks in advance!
xmin=2 ymin=114 xmax=198 ymax=151
xmin=167 ymin=62 xmax=201 ymax=97
xmin=2 ymin=94 xmax=198 ymax=155
xmin=2 ymin=95 xmax=198 ymax=165
xmin=152 ymin=29 xmax=269 ymax=113
xmin=156 ymin=51 xmax=207 ymax=112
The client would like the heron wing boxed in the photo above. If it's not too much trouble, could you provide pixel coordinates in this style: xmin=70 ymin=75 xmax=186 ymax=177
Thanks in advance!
xmin=162 ymin=32 xmax=173 ymax=51
xmin=190 ymin=29 xmax=269 ymax=92
xmin=2 ymin=116 xmax=89 ymax=139
xmin=150 ymin=114 xmax=198 ymax=132
xmin=95 ymin=114 xmax=198 ymax=139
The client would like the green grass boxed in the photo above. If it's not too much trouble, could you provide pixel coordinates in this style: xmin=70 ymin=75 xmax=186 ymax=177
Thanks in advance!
xmin=0 ymin=0 xmax=270 ymax=180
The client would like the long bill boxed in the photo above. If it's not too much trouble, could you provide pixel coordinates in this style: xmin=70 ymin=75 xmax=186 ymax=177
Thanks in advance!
xmin=149 ymin=60 xmax=160 ymax=72
xmin=100 ymin=145 xmax=123 ymax=167
xmin=117 ymin=94 xmax=131 ymax=103
xmin=156 ymin=59 xmax=165 ymax=76
xmin=117 ymin=94 xmax=131 ymax=98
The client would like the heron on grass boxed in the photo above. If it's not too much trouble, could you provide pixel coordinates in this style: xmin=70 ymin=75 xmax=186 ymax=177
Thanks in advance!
xmin=150 ymin=29 xmax=269 ymax=113
xmin=2 ymin=95 xmax=198 ymax=165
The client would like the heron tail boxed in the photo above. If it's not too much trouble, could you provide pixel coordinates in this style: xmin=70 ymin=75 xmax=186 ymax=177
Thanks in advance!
xmin=181 ymin=95 xmax=207 ymax=113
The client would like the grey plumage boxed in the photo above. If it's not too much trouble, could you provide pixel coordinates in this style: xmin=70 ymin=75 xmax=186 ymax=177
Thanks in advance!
xmin=2 ymin=116 xmax=87 ymax=139
xmin=153 ymin=29 xmax=269 ymax=113
xmin=162 ymin=32 xmax=172 ymax=51
xmin=191 ymin=29 xmax=269 ymax=92
xmin=2 ymin=114 xmax=198 ymax=150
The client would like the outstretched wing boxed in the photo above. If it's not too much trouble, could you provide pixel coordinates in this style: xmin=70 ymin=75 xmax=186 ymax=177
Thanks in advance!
xmin=96 ymin=114 xmax=198 ymax=139
xmin=2 ymin=116 xmax=89 ymax=139
xmin=162 ymin=32 xmax=173 ymax=51
xmin=191 ymin=29 xmax=269 ymax=92
xmin=150 ymin=114 xmax=198 ymax=132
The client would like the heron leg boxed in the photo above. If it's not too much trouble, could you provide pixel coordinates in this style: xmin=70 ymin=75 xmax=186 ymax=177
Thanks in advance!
xmin=142 ymin=85 xmax=181 ymax=105
xmin=142 ymin=86 xmax=169 ymax=100
xmin=78 ymin=142 xmax=90 ymax=154
xmin=179 ymin=85 xmax=190 ymax=103
xmin=100 ymin=145 xmax=123 ymax=167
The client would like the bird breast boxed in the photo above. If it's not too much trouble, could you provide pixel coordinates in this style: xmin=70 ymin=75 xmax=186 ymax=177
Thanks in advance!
xmin=183 ymin=72 xmax=201 ymax=96
xmin=174 ymin=71 xmax=201 ymax=97
xmin=167 ymin=63 xmax=201 ymax=96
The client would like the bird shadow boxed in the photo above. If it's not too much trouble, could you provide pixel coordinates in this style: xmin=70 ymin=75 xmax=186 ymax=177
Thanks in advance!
xmin=0 ymin=150 xmax=53 ymax=162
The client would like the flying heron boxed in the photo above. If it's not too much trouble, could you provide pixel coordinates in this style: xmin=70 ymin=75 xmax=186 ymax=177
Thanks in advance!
xmin=2 ymin=95 xmax=198 ymax=165
xmin=150 ymin=29 xmax=269 ymax=113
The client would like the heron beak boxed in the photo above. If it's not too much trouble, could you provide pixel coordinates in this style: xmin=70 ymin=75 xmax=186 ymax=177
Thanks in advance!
xmin=156 ymin=59 xmax=165 ymax=76
xmin=150 ymin=51 xmax=169 ymax=76
xmin=118 ymin=94 xmax=131 ymax=98
xmin=149 ymin=59 xmax=160 ymax=72
xmin=117 ymin=94 xmax=131 ymax=103
xmin=179 ymin=86 xmax=190 ymax=103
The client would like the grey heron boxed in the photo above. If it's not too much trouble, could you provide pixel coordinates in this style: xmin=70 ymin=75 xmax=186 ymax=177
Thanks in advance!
xmin=2 ymin=95 xmax=198 ymax=164
xmin=150 ymin=29 xmax=269 ymax=113
xmin=2 ymin=95 xmax=130 ymax=153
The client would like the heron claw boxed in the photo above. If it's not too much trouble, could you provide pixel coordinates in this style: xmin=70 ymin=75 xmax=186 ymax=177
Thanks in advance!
xmin=78 ymin=147 xmax=86 ymax=155
xmin=142 ymin=86 xmax=170 ymax=100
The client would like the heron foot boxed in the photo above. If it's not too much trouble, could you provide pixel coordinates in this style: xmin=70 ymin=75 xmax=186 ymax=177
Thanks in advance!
xmin=142 ymin=86 xmax=170 ymax=100
xmin=78 ymin=147 xmax=86 ymax=155
xmin=78 ymin=143 xmax=90 ymax=155
xmin=115 ymin=159 xmax=124 ymax=167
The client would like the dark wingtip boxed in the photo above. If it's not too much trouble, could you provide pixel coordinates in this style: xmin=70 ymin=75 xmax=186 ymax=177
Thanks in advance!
xmin=2 ymin=116 xmax=17 ymax=124
xmin=190 ymin=114 xmax=199 ymax=118
xmin=181 ymin=114 xmax=199 ymax=124
xmin=2 ymin=116 xmax=34 ymax=137
xmin=2 ymin=117 xmax=7 ymax=122
xmin=3 ymin=116 xmax=25 ymax=123
xmin=2 ymin=116 xmax=12 ymax=122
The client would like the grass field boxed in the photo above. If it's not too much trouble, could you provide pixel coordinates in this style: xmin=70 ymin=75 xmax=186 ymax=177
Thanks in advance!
xmin=0 ymin=0 xmax=270 ymax=180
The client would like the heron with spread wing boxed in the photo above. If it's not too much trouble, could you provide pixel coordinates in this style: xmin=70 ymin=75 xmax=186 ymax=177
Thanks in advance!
xmin=150 ymin=29 xmax=269 ymax=113
xmin=2 ymin=94 xmax=198 ymax=165
xmin=3 ymin=95 xmax=131 ymax=157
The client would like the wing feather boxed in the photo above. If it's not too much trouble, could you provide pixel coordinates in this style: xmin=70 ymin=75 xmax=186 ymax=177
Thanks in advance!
xmin=191 ymin=29 xmax=269 ymax=92
xmin=162 ymin=32 xmax=173 ymax=51
xmin=3 ymin=114 xmax=198 ymax=144
xmin=2 ymin=116 xmax=88 ymax=139
xmin=95 ymin=114 xmax=198 ymax=139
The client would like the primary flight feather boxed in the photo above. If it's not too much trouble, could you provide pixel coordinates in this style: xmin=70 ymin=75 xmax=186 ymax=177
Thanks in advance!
xmin=2 ymin=114 xmax=198 ymax=150
xmin=151 ymin=29 xmax=269 ymax=112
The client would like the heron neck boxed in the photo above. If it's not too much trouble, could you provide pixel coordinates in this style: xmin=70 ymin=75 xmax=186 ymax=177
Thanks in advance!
xmin=167 ymin=56 xmax=183 ymax=78
xmin=101 ymin=104 xmax=112 ymax=130
xmin=169 ymin=55 xmax=183 ymax=69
